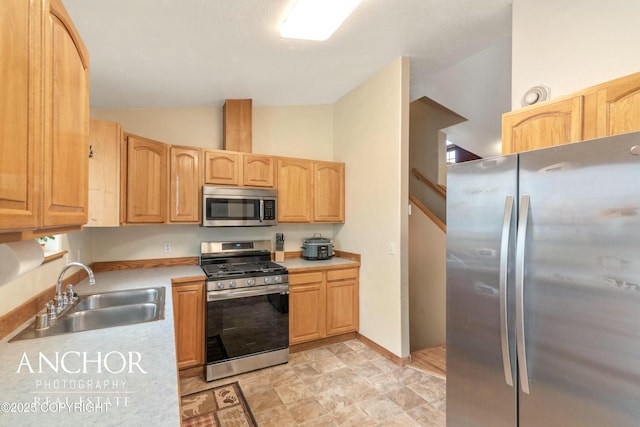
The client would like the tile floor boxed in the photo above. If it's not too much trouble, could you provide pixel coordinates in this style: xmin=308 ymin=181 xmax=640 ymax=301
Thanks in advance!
xmin=180 ymin=339 xmax=446 ymax=426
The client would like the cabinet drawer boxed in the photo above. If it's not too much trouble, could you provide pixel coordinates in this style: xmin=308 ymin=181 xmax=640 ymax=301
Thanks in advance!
xmin=327 ymin=268 xmax=358 ymax=282
xmin=290 ymin=271 xmax=323 ymax=285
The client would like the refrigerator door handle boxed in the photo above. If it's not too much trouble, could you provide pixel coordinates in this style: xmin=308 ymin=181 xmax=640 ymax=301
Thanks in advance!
xmin=499 ymin=195 xmax=514 ymax=387
xmin=516 ymin=194 xmax=531 ymax=394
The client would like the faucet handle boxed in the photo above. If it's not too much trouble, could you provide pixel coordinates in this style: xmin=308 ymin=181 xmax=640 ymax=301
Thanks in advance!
xmin=53 ymin=294 xmax=65 ymax=311
xmin=46 ymin=301 xmax=56 ymax=319
xmin=66 ymin=284 xmax=77 ymax=301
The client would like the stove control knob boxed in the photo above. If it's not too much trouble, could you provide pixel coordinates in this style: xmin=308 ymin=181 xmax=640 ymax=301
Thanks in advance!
xmin=216 ymin=281 xmax=225 ymax=289
xmin=264 ymin=277 xmax=272 ymax=284
xmin=247 ymin=279 xmax=256 ymax=286
xmin=275 ymin=276 xmax=282 ymax=283
xmin=228 ymin=280 xmax=236 ymax=288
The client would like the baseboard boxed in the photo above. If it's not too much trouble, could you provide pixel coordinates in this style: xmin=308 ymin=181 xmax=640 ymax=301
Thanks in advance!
xmin=357 ymin=333 xmax=411 ymax=366
xmin=289 ymin=332 xmax=357 ymax=353
xmin=179 ymin=365 xmax=205 ymax=378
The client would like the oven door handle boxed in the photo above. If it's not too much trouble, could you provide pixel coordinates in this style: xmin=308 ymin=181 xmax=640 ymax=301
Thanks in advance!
xmin=207 ymin=284 xmax=289 ymax=301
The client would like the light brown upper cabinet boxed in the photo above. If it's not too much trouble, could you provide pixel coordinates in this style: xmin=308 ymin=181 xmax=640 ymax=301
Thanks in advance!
xmin=169 ymin=146 xmax=201 ymax=223
xmin=0 ymin=0 xmax=89 ymax=239
xmin=87 ymin=120 xmax=122 ymax=227
xmin=594 ymin=73 xmax=640 ymax=138
xmin=203 ymin=150 xmax=241 ymax=186
xmin=42 ymin=0 xmax=90 ymax=228
xmin=277 ymin=158 xmax=313 ymax=223
xmin=277 ymin=157 xmax=345 ymax=223
xmin=243 ymin=154 xmax=275 ymax=188
xmin=502 ymin=96 xmax=584 ymax=155
xmin=203 ymin=149 xmax=275 ymax=188
xmin=313 ymin=161 xmax=345 ymax=223
xmin=125 ymin=134 xmax=167 ymax=224
xmin=503 ymin=72 xmax=640 ymax=154
xmin=0 ymin=0 xmax=41 ymax=232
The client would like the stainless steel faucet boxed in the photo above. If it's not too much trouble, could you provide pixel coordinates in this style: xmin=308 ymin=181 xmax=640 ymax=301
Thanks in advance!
xmin=56 ymin=262 xmax=96 ymax=304
xmin=35 ymin=262 xmax=96 ymax=328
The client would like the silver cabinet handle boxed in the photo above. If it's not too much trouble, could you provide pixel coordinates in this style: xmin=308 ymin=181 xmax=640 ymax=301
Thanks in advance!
xmin=516 ymin=194 xmax=531 ymax=394
xmin=499 ymin=195 xmax=514 ymax=387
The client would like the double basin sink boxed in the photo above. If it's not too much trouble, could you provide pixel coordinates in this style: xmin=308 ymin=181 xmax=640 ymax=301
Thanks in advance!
xmin=11 ymin=287 xmax=165 ymax=342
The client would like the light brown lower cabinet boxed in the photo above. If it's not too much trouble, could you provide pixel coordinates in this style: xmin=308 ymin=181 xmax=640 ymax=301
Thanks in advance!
xmin=172 ymin=278 xmax=205 ymax=370
xmin=289 ymin=266 xmax=359 ymax=345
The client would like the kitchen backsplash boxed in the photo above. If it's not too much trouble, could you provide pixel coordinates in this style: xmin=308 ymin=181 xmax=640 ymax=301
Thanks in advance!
xmin=89 ymin=223 xmax=336 ymax=262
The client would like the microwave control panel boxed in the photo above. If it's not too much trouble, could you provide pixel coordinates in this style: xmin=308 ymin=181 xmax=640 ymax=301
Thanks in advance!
xmin=264 ymin=200 xmax=276 ymax=220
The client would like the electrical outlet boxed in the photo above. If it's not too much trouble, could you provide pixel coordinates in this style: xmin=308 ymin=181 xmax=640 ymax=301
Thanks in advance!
xmin=163 ymin=241 xmax=172 ymax=253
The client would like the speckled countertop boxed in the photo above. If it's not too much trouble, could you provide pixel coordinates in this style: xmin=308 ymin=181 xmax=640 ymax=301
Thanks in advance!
xmin=277 ymin=256 xmax=360 ymax=271
xmin=0 ymin=265 xmax=204 ymax=427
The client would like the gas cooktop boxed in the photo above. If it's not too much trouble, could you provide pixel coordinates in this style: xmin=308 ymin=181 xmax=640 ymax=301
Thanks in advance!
xmin=199 ymin=240 xmax=288 ymax=291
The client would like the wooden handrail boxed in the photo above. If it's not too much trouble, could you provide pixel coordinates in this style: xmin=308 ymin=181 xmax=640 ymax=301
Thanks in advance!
xmin=409 ymin=194 xmax=446 ymax=233
xmin=411 ymin=168 xmax=446 ymax=199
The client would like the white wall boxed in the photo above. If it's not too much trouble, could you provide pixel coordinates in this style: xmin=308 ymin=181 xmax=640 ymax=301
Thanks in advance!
xmin=253 ymin=105 xmax=333 ymax=160
xmin=92 ymin=107 xmax=221 ymax=148
xmin=411 ymin=37 xmax=512 ymax=159
xmin=512 ymin=0 xmax=640 ymax=110
xmin=90 ymin=223 xmax=333 ymax=261
xmin=333 ymin=57 xmax=410 ymax=358
xmin=409 ymin=202 xmax=446 ymax=351
xmin=92 ymin=104 xmax=334 ymax=159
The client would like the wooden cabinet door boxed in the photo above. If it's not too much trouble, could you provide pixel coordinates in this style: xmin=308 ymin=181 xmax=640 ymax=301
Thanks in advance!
xmin=126 ymin=135 xmax=167 ymax=223
xmin=203 ymin=150 xmax=240 ymax=185
xmin=42 ymin=0 xmax=90 ymax=227
xmin=169 ymin=146 xmax=200 ymax=223
xmin=502 ymin=96 xmax=583 ymax=154
xmin=0 ymin=0 xmax=41 ymax=231
xmin=277 ymin=158 xmax=312 ymax=223
xmin=326 ymin=268 xmax=359 ymax=336
xmin=595 ymin=73 xmax=640 ymax=137
xmin=243 ymin=154 xmax=274 ymax=188
xmin=289 ymin=271 xmax=325 ymax=344
xmin=87 ymin=120 xmax=121 ymax=227
xmin=313 ymin=161 xmax=345 ymax=223
xmin=172 ymin=280 xmax=204 ymax=370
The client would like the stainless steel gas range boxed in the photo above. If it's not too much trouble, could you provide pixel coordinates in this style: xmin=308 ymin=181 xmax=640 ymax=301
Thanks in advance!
xmin=200 ymin=240 xmax=289 ymax=382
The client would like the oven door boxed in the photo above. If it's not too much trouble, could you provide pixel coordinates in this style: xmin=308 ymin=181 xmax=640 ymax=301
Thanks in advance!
xmin=206 ymin=283 xmax=289 ymax=379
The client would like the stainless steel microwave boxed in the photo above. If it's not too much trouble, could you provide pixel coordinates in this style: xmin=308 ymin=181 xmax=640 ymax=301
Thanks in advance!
xmin=202 ymin=186 xmax=277 ymax=227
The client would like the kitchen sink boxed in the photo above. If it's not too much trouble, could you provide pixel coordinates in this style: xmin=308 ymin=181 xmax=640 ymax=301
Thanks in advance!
xmin=9 ymin=287 xmax=165 ymax=342
xmin=73 ymin=287 xmax=163 ymax=310
xmin=51 ymin=303 xmax=161 ymax=334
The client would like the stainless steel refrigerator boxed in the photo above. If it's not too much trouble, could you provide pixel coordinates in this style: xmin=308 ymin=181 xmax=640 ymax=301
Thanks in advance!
xmin=446 ymin=131 xmax=640 ymax=426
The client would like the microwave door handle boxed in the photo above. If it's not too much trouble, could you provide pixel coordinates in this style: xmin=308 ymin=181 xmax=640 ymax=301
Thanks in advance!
xmin=259 ymin=199 xmax=264 ymax=223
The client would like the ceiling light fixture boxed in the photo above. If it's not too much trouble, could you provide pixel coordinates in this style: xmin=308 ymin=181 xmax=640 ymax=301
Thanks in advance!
xmin=280 ymin=0 xmax=362 ymax=41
